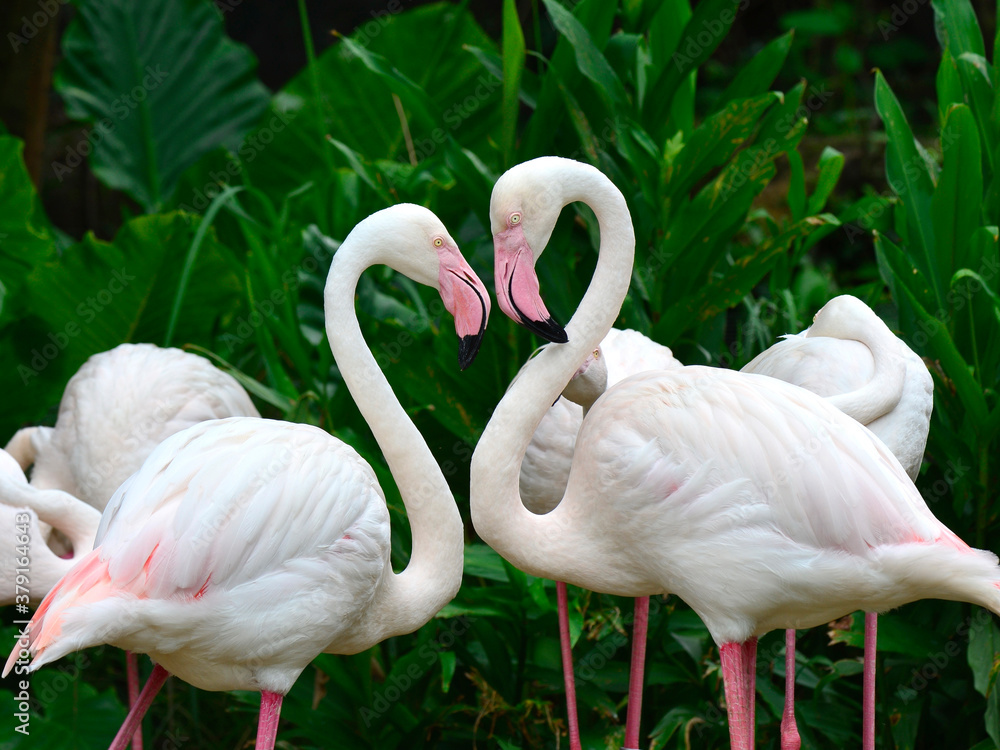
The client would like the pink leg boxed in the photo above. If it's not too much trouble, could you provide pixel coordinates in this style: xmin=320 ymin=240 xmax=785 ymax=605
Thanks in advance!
xmin=126 ymin=652 xmax=143 ymax=750
xmin=556 ymin=581 xmax=581 ymax=750
xmin=256 ymin=691 xmax=284 ymax=750
xmin=781 ymin=630 xmax=800 ymax=750
xmin=108 ymin=664 xmax=169 ymax=750
xmin=624 ymin=596 xmax=649 ymax=750
xmin=720 ymin=642 xmax=753 ymax=750
xmin=863 ymin=612 xmax=877 ymax=750
xmin=741 ymin=636 xmax=758 ymax=744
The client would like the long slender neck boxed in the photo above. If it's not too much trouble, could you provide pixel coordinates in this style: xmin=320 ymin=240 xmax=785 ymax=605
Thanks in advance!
xmin=325 ymin=252 xmax=464 ymax=642
xmin=810 ymin=312 xmax=905 ymax=425
xmin=470 ymin=170 xmax=634 ymax=581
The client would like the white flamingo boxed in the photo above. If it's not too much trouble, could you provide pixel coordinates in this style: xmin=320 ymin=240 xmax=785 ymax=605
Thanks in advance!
xmin=520 ymin=329 xmax=680 ymax=749
xmin=3 ymin=342 xmax=260 ymax=749
xmin=6 ymin=342 xmax=261 ymax=512
xmin=470 ymin=156 xmax=1000 ymax=750
xmin=4 ymin=204 xmax=491 ymax=750
xmin=1 ymin=449 xmax=101 ymax=606
xmin=742 ymin=295 xmax=933 ymax=749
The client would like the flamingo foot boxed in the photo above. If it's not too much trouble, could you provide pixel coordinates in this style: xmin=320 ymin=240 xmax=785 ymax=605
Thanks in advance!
xmin=863 ymin=612 xmax=877 ymax=750
xmin=126 ymin=652 xmax=143 ymax=750
xmin=556 ymin=581 xmax=581 ymax=750
xmin=108 ymin=664 xmax=169 ymax=750
xmin=256 ymin=691 xmax=284 ymax=750
xmin=781 ymin=629 xmax=800 ymax=750
xmin=623 ymin=596 xmax=649 ymax=750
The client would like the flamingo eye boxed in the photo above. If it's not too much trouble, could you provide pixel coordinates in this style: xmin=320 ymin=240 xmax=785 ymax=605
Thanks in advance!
xmin=433 ymin=237 xmax=444 ymax=248
xmin=510 ymin=213 xmax=521 ymax=226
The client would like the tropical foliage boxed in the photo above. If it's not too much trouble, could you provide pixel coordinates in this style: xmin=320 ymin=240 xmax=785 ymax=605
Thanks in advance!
xmin=0 ymin=0 xmax=996 ymax=748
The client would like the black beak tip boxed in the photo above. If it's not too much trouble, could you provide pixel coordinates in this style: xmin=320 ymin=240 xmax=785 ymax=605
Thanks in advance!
xmin=458 ymin=333 xmax=484 ymax=371
xmin=522 ymin=315 xmax=568 ymax=344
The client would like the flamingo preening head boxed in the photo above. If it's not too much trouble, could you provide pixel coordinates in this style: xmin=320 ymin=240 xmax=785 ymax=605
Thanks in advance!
xmin=5 ymin=204 xmax=490 ymax=750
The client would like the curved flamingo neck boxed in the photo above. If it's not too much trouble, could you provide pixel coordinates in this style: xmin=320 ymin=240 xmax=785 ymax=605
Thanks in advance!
xmin=324 ymin=247 xmax=463 ymax=643
xmin=808 ymin=302 xmax=905 ymax=425
xmin=471 ymin=164 xmax=634 ymax=581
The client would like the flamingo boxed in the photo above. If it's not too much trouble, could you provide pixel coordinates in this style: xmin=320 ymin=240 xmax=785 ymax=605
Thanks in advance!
xmin=470 ymin=156 xmax=1000 ymax=750
xmin=4 ymin=204 xmax=491 ymax=750
xmin=3 ymin=342 xmax=260 ymax=749
xmin=742 ymin=295 xmax=933 ymax=749
xmin=6 ymin=342 xmax=261 ymax=512
xmin=520 ymin=329 xmax=680 ymax=749
xmin=1 ymin=449 xmax=101 ymax=606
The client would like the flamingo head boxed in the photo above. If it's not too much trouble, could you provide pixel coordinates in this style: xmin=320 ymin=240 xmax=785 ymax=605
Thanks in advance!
xmin=489 ymin=157 xmax=579 ymax=344
xmin=347 ymin=204 xmax=491 ymax=370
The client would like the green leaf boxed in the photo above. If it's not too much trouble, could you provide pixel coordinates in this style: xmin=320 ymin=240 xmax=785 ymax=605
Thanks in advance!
xmin=501 ymin=0 xmax=526 ymax=165
xmin=936 ymin=48 xmax=964 ymax=124
xmin=874 ymin=70 xmax=941 ymax=304
xmin=932 ymin=0 xmax=987 ymax=59
xmin=54 ymin=0 xmax=269 ymax=211
xmin=540 ymin=0 xmax=628 ymax=110
xmin=439 ymin=649 xmax=457 ymax=692
xmin=788 ymin=149 xmax=806 ymax=220
xmin=665 ymin=92 xmax=780 ymax=200
xmin=714 ymin=31 xmax=794 ymax=111
xmin=932 ymin=104 xmax=983 ymax=274
xmin=954 ymin=52 xmax=997 ymax=176
xmin=969 ymin=614 xmax=1000 ymax=697
xmin=0 ymin=136 xmax=56 ymax=323
xmin=807 ymin=146 xmax=846 ymax=215
xmin=644 ymin=0 xmax=741 ymax=133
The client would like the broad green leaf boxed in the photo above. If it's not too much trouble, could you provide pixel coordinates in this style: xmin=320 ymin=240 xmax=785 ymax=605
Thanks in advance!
xmin=932 ymin=0 xmax=987 ymax=59
xmin=3 ymin=212 xmax=241 ymax=436
xmin=245 ymin=4 xmax=501 ymax=202
xmin=501 ymin=0 xmax=525 ymax=165
xmin=55 ymin=0 xmax=270 ymax=211
xmin=0 ymin=136 xmax=55 ymax=322
xmin=874 ymin=70 xmax=941 ymax=304
xmin=540 ymin=0 xmax=628 ymax=110
xmin=713 ymin=31 xmax=794 ymax=112
xmin=932 ymin=104 xmax=982 ymax=274
xmin=807 ymin=146 xmax=846 ymax=215
xmin=755 ymin=81 xmax=808 ymax=151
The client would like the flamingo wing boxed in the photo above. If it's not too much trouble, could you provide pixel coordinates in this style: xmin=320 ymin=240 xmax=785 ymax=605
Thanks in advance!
xmin=13 ymin=418 xmax=390 ymax=691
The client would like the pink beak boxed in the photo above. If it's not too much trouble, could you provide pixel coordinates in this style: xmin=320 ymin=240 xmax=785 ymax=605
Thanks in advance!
xmin=493 ymin=224 xmax=567 ymax=344
xmin=437 ymin=249 xmax=491 ymax=370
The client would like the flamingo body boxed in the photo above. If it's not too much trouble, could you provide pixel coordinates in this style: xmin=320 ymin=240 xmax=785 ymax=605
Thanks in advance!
xmin=22 ymin=417 xmax=390 ymax=693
